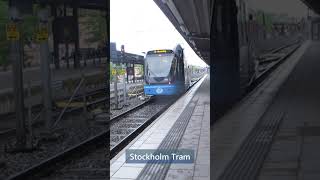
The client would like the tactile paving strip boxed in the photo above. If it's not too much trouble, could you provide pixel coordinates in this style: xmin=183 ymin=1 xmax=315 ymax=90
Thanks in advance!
xmin=136 ymin=99 xmax=198 ymax=180
xmin=218 ymin=110 xmax=286 ymax=180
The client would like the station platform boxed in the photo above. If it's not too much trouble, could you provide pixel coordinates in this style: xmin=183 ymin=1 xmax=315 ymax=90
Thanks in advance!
xmin=213 ymin=40 xmax=320 ymax=180
xmin=110 ymin=75 xmax=210 ymax=180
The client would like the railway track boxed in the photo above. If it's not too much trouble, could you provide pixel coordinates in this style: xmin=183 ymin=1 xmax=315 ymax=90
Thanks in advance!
xmin=2 ymin=40 xmax=300 ymax=179
xmin=44 ymin=147 xmax=108 ymax=180
xmin=4 ymin=76 xmax=204 ymax=180
xmin=110 ymin=77 xmax=204 ymax=159
xmin=4 ymin=94 xmax=144 ymax=179
xmin=6 ymin=127 xmax=108 ymax=180
xmin=217 ymin=40 xmax=304 ymax=180
xmin=247 ymin=40 xmax=302 ymax=91
xmin=8 ymin=100 xmax=154 ymax=180
xmin=110 ymin=97 xmax=176 ymax=158
xmin=0 ymin=87 xmax=107 ymax=180
xmin=0 ymin=87 xmax=107 ymax=139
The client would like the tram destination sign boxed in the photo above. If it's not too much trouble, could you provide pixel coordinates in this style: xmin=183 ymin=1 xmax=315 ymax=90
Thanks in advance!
xmin=147 ymin=49 xmax=173 ymax=55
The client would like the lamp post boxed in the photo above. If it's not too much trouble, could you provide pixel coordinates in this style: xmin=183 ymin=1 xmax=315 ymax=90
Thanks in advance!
xmin=38 ymin=4 xmax=52 ymax=132
xmin=9 ymin=6 xmax=26 ymax=150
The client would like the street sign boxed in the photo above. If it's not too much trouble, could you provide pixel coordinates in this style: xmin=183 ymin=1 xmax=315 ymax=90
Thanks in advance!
xmin=112 ymin=69 xmax=116 ymax=76
xmin=36 ymin=26 xmax=49 ymax=42
xmin=6 ymin=23 xmax=20 ymax=41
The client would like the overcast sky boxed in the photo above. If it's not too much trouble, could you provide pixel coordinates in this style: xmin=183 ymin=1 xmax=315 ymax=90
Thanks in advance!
xmin=110 ymin=0 xmax=207 ymax=67
xmin=110 ymin=0 xmax=308 ymax=67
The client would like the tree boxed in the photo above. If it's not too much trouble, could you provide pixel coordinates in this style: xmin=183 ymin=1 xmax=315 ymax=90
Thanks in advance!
xmin=0 ymin=1 xmax=37 ymax=69
xmin=81 ymin=10 xmax=107 ymax=46
xmin=0 ymin=0 xmax=9 ymax=68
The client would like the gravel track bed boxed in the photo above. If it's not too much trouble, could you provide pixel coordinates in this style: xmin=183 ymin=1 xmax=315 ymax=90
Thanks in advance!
xmin=276 ymin=43 xmax=300 ymax=54
xmin=110 ymin=97 xmax=147 ymax=118
xmin=110 ymin=97 xmax=174 ymax=149
xmin=122 ymin=118 xmax=147 ymax=124
xmin=114 ymin=123 xmax=141 ymax=129
xmin=0 ymin=112 xmax=107 ymax=180
xmin=41 ymin=148 xmax=107 ymax=180
xmin=0 ymin=88 xmax=105 ymax=133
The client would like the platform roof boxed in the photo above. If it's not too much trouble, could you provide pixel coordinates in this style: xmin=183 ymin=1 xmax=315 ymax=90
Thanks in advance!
xmin=302 ymin=0 xmax=320 ymax=15
xmin=153 ymin=0 xmax=211 ymax=65
xmin=154 ymin=0 xmax=320 ymax=66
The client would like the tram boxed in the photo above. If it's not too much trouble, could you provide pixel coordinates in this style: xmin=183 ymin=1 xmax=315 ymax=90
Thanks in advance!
xmin=144 ymin=45 xmax=191 ymax=96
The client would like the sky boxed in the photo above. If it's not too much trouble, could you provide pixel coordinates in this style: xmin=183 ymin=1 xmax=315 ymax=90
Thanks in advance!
xmin=110 ymin=0 xmax=207 ymax=67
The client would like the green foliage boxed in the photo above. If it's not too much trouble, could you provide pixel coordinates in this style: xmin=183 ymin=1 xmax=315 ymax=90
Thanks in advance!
xmin=81 ymin=10 xmax=107 ymax=45
xmin=22 ymin=15 xmax=37 ymax=44
xmin=110 ymin=63 xmax=114 ymax=80
xmin=254 ymin=10 xmax=298 ymax=33
xmin=0 ymin=1 xmax=9 ymax=66
xmin=0 ymin=1 xmax=37 ymax=66
xmin=0 ymin=42 xmax=8 ymax=66
xmin=255 ymin=11 xmax=273 ymax=32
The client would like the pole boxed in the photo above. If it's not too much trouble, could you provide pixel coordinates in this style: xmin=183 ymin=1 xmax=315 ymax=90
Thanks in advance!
xmin=262 ymin=12 xmax=266 ymax=40
xmin=126 ymin=63 xmax=129 ymax=83
xmin=73 ymin=6 xmax=80 ymax=69
xmin=114 ymin=65 xmax=119 ymax=109
xmin=133 ymin=63 xmax=135 ymax=83
xmin=115 ymin=45 xmax=125 ymax=108
xmin=64 ymin=4 xmax=69 ymax=69
xmin=38 ymin=6 xmax=52 ymax=131
xmin=27 ymin=81 xmax=33 ymax=148
xmin=123 ymin=72 xmax=127 ymax=106
xmin=83 ymin=77 xmax=87 ymax=115
xmin=9 ymin=6 xmax=26 ymax=149
xmin=52 ymin=5 xmax=60 ymax=69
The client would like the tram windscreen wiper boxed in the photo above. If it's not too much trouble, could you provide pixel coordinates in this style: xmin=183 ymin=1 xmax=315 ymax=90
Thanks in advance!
xmin=147 ymin=68 xmax=158 ymax=77
xmin=145 ymin=54 xmax=174 ymax=77
xmin=146 ymin=63 xmax=157 ymax=77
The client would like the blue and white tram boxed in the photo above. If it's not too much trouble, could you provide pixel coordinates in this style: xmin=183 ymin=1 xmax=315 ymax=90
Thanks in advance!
xmin=144 ymin=45 xmax=191 ymax=96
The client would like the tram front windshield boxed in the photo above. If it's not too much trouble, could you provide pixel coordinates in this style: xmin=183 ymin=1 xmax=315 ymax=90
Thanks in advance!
xmin=145 ymin=54 xmax=174 ymax=78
